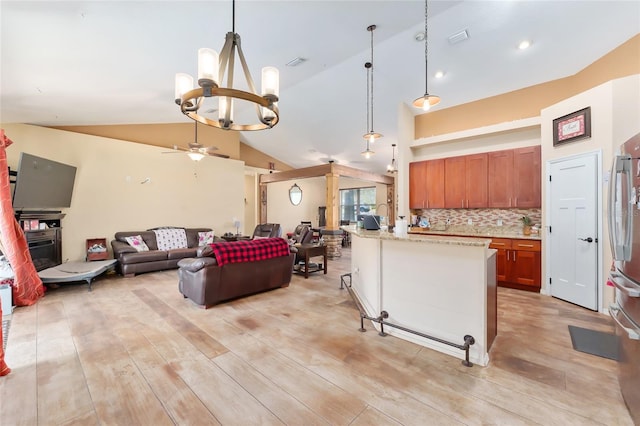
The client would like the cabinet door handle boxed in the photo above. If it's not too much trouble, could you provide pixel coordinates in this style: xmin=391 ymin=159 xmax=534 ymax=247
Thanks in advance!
xmin=515 ymin=197 xmax=518 ymax=206
xmin=507 ymin=251 xmax=510 ymax=261
xmin=509 ymin=198 xmax=512 ymax=207
xmin=461 ymin=199 xmax=464 ymax=208
xmin=512 ymin=250 xmax=517 ymax=262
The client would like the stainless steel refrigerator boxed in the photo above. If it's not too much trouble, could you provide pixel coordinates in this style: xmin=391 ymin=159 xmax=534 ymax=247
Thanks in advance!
xmin=608 ymin=132 xmax=640 ymax=424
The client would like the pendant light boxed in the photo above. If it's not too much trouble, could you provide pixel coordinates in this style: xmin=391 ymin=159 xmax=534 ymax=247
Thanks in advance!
xmin=363 ymin=24 xmax=382 ymax=144
xmin=362 ymin=24 xmax=380 ymax=159
xmin=387 ymin=143 xmax=397 ymax=173
xmin=186 ymin=122 xmax=205 ymax=162
xmin=413 ymin=0 xmax=440 ymax=111
xmin=175 ymin=0 xmax=279 ymax=131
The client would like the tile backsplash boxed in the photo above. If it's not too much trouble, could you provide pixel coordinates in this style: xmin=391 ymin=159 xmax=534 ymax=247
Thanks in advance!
xmin=411 ymin=208 xmax=542 ymax=228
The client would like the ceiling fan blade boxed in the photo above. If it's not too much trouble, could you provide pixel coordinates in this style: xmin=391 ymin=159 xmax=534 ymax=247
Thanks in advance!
xmin=209 ymin=152 xmax=230 ymax=159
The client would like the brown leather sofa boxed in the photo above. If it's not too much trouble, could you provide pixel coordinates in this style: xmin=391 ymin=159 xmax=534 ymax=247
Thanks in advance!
xmin=177 ymin=244 xmax=295 ymax=308
xmin=111 ymin=228 xmax=214 ymax=277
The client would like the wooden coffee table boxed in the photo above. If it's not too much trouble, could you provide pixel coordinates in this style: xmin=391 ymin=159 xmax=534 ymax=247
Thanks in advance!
xmin=294 ymin=244 xmax=327 ymax=279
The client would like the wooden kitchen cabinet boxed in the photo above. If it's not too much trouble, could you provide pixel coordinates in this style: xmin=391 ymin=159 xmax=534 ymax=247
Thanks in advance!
xmin=489 ymin=238 xmax=541 ymax=291
xmin=444 ymin=156 xmax=466 ymax=208
xmin=513 ymin=146 xmax=541 ymax=208
xmin=409 ymin=159 xmax=445 ymax=209
xmin=409 ymin=161 xmax=427 ymax=209
xmin=487 ymin=146 xmax=541 ymax=208
xmin=425 ymin=159 xmax=445 ymax=209
xmin=465 ymin=153 xmax=488 ymax=208
xmin=445 ymin=154 xmax=487 ymax=208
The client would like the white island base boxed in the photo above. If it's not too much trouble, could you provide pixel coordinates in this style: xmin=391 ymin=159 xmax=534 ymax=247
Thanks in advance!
xmin=346 ymin=228 xmax=497 ymax=367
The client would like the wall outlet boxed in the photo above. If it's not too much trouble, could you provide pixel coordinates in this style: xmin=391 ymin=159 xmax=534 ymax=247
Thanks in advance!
xmin=467 ymin=219 xmax=473 ymax=225
xmin=497 ymin=219 xmax=503 ymax=226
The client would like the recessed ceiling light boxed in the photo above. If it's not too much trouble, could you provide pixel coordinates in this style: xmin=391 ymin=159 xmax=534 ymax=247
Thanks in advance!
xmin=518 ymin=40 xmax=531 ymax=50
xmin=434 ymin=71 xmax=445 ymax=79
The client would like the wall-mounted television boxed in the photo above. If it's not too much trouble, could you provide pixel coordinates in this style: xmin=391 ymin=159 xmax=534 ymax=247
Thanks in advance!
xmin=12 ymin=153 xmax=77 ymax=210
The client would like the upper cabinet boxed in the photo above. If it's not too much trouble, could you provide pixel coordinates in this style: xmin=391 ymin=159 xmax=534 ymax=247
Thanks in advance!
xmin=411 ymin=145 xmax=540 ymax=210
xmin=444 ymin=154 xmax=488 ymax=209
xmin=512 ymin=146 xmax=541 ymax=208
xmin=409 ymin=161 xmax=427 ymax=209
xmin=409 ymin=159 xmax=445 ymax=209
xmin=488 ymin=146 xmax=541 ymax=208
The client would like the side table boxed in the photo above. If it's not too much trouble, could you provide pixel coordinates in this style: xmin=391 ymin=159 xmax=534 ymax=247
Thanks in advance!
xmin=294 ymin=244 xmax=327 ymax=279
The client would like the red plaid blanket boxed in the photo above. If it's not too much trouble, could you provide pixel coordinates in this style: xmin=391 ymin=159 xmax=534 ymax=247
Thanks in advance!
xmin=209 ymin=238 xmax=290 ymax=267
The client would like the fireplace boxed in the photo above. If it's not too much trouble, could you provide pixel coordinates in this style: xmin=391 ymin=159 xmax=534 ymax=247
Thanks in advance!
xmin=15 ymin=211 xmax=64 ymax=272
xmin=26 ymin=228 xmax=61 ymax=271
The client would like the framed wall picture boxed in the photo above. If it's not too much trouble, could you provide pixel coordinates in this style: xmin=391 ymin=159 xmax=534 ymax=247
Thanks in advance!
xmin=553 ymin=107 xmax=591 ymax=146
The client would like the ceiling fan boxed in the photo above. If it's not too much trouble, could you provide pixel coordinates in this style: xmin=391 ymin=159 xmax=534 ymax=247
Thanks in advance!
xmin=162 ymin=121 xmax=229 ymax=160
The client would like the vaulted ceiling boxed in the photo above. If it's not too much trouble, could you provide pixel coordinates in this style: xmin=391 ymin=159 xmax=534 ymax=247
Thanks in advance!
xmin=1 ymin=1 xmax=639 ymax=173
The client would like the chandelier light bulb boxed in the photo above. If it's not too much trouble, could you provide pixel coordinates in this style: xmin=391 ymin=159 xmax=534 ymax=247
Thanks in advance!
xmin=422 ymin=101 xmax=431 ymax=112
xmin=197 ymin=48 xmax=219 ymax=87
xmin=174 ymin=73 xmax=194 ymax=104
xmin=261 ymin=66 xmax=279 ymax=97
xmin=219 ymin=97 xmax=234 ymax=126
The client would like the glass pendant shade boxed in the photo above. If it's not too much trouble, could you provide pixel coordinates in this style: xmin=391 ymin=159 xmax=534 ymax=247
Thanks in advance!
xmin=174 ymin=73 xmax=194 ymax=104
xmin=198 ymin=48 xmax=219 ymax=87
xmin=413 ymin=93 xmax=441 ymax=111
xmin=187 ymin=152 xmax=205 ymax=162
xmin=261 ymin=67 xmax=279 ymax=97
xmin=219 ymin=97 xmax=234 ymax=124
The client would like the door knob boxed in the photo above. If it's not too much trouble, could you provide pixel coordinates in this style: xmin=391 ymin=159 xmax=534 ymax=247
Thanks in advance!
xmin=578 ymin=237 xmax=594 ymax=243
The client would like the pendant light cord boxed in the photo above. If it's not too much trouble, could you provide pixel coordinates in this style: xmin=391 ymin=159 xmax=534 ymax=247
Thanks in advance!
xmin=232 ymin=0 xmax=236 ymax=34
xmin=370 ymin=26 xmax=375 ymax=134
xmin=424 ymin=0 xmax=429 ymax=95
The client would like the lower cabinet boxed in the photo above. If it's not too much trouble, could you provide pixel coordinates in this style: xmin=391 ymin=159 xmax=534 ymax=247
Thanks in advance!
xmin=489 ymin=238 xmax=541 ymax=291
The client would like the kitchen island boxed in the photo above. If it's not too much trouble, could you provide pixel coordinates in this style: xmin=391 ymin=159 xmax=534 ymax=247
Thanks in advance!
xmin=343 ymin=227 xmax=496 ymax=366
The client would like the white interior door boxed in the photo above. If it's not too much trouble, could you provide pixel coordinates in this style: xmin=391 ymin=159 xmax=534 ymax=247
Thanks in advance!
xmin=549 ymin=153 xmax=598 ymax=310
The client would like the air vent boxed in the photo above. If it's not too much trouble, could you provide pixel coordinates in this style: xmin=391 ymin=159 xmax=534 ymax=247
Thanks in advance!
xmin=448 ymin=29 xmax=469 ymax=45
xmin=286 ymin=57 xmax=307 ymax=67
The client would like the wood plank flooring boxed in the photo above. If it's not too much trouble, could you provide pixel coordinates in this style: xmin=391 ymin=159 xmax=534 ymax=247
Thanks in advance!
xmin=0 ymin=249 xmax=633 ymax=425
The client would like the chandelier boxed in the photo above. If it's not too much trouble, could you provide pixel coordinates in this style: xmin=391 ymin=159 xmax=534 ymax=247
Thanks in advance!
xmin=362 ymin=24 xmax=381 ymax=158
xmin=174 ymin=0 xmax=279 ymax=131
xmin=387 ymin=143 xmax=397 ymax=173
xmin=413 ymin=0 xmax=440 ymax=111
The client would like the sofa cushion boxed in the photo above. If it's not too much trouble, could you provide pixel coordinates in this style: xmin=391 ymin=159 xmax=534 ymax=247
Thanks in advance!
xmin=124 ymin=235 xmax=150 ymax=252
xmin=120 ymin=250 xmax=168 ymax=264
xmin=167 ymin=248 xmax=198 ymax=260
xmin=116 ymin=231 xmax=158 ymax=251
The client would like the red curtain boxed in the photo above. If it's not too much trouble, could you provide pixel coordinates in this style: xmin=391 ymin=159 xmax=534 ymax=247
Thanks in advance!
xmin=0 ymin=129 xmax=46 ymax=376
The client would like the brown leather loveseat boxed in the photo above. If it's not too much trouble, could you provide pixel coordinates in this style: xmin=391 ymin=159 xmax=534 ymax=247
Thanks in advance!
xmin=111 ymin=227 xmax=214 ymax=277
xmin=177 ymin=239 xmax=295 ymax=308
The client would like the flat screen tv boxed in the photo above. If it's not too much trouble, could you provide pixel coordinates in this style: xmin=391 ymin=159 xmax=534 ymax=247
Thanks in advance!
xmin=12 ymin=153 xmax=77 ymax=210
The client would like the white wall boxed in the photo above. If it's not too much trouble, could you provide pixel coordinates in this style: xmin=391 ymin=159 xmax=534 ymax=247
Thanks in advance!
xmin=267 ymin=177 xmax=326 ymax=235
xmin=1 ymin=123 xmax=245 ymax=261
xmin=540 ymin=74 xmax=640 ymax=311
xmin=265 ymin=175 xmax=389 ymax=235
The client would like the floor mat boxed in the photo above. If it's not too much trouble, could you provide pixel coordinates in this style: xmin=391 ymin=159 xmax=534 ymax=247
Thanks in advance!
xmin=568 ymin=325 xmax=619 ymax=360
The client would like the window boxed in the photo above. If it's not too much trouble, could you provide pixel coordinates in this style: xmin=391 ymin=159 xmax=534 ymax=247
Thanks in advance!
xmin=340 ymin=187 xmax=376 ymax=222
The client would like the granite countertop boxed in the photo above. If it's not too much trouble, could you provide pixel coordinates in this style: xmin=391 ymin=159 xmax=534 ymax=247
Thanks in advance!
xmin=407 ymin=225 xmax=542 ymax=241
xmin=341 ymin=226 xmax=491 ymax=247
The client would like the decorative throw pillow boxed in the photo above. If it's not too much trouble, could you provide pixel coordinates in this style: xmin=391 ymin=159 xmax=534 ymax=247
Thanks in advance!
xmin=198 ymin=231 xmax=214 ymax=246
xmin=124 ymin=235 xmax=150 ymax=252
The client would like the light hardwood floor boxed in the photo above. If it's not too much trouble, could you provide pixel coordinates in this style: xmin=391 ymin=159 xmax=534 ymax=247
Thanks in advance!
xmin=0 ymin=249 xmax=633 ymax=425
